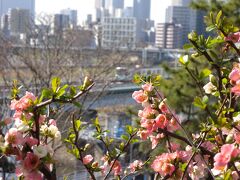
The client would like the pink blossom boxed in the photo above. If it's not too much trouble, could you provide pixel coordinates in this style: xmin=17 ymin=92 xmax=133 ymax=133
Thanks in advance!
xmin=132 ymin=90 xmax=148 ymax=103
xmin=155 ymin=114 xmax=168 ymax=129
xmin=231 ymin=83 xmax=240 ymax=95
xmin=142 ymin=83 xmax=154 ymax=92
xmin=150 ymin=134 xmax=163 ymax=149
xmin=5 ymin=128 xmax=23 ymax=146
xmin=49 ymin=119 xmax=57 ymax=126
xmin=10 ymin=92 xmax=36 ymax=111
xmin=83 ymin=155 xmax=93 ymax=165
xmin=24 ymin=137 xmax=38 ymax=147
xmin=140 ymin=118 xmax=154 ymax=131
xmin=213 ymin=144 xmax=240 ymax=170
xmin=139 ymin=106 xmax=158 ymax=119
xmin=169 ymin=143 xmax=180 ymax=151
xmin=159 ymin=101 xmax=168 ymax=113
xmin=23 ymin=152 xmax=40 ymax=171
xmin=229 ymin=68 xmax=240 ymax=82
xmin=151 ymin=155 xmax=175 ymax=176
xmin=111 ymin=160 xmax=122 ymax=176
xmin=137 ymin=129 xmax=151 ymax=140
xmin=25 ymin=171 xmax=43 ymax=180
xmin=201 ymin=141 xmax=216 ymax=151
xmin=225 ymin=32 xmax=240 ymax=43
xmin=129 ymin=160 xmax=143 ymax=173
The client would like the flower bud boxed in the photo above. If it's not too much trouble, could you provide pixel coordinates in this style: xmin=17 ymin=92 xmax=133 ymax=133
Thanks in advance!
xmin=84 ymin=143 xmax=90 ymax=151
xmin=188 ymin=31 xmax=198 ymax=41
xmin=82 ymin=76 xmax=93 ymax=90
xmin=226 ymin=134 xmax=234 ymax=143
xmin=92 ymin=161 xmax=99 ymax=168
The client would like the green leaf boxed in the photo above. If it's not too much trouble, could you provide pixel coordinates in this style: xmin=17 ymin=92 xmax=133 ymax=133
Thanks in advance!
xmin=199 ymin=68 xmax=212 ymax=79
xmin=126 ymin=125 xmax=133 ymax=135
xmin=202 ymin=95 xmax=209 ymax=104
xmin=193 ymin=97 xmax=207 ymax=109
xmin=121 ymin=134 xmax=129 ymax=141
xmin=216 ymin=10 xmax=222 ymax=25
xmin=183 ymin=43 xmax=193 ymax=50
xmin=73 ymin=102 xmax=82 ymax=108
xmin=75 ymin=120 xmax=82 ymax=130
xmin=179 ymin=55 xmax=190 ymax=66
xmin=51 ymin=77 xmax=61 ymax=93
xmin=206 ymin=25 xmax=216 ymax=32
xmin=133 ymin=74 xmax=142 ymax=84
xmin=39 ymin=88 xmax=52 ymax=102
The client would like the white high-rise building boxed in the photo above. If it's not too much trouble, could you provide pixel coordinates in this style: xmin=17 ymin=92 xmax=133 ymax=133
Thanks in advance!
xmin=101 ymin=17 xmax=136 ymax=49
xmin=155 ymin=22 xmax=183 ymax=49
xmin=0 ymin=0 xmax=35 ymax=17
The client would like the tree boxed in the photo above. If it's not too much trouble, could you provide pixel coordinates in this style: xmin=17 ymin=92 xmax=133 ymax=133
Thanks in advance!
xmin=191 ymin=0 xmax=240 ymax=26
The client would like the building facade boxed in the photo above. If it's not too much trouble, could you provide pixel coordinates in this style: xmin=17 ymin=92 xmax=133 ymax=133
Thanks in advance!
xmin=133 ymin=0 xmax=151 ymax=20
xmin=53 ymin=14 xmax=70 ymax=33
xmin=8 ymin=8 xmax=31 ymax=35
xmin=0 ymin=0 xmax=35 ymax=17
xmin=101 ymin=17 xmax=136 ymax=49
xmin=155 ymin=22 xmax=183 ymax=49
xmin=60 ymin=8 xmax=77 ymax=27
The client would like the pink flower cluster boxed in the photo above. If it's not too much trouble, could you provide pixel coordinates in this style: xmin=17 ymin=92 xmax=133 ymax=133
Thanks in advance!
xmin=151 ymin=151 xmax=189 ymax=177
xmin=224 ymin=32 xmax=240 ymax=43
xmin=133 ymin=83 xmax=179 ymax=149
xmin=213 ymin=144 xmax=240 ymax=171
xmin=100 ymin=156 xmax=122 ymax=176
xmin=3 ymin=91 xmax=62 ymax=179
xmin=128 ymin=160 xmax=143 ymax=173
xmin=229 ymin=64 xmax=240 ymax=95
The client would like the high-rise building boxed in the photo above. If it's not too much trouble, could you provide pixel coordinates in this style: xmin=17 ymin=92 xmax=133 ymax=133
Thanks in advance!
xmin=133 ymin=0 xmax=151 ymax=20
xmin=172 ymin=0 xmax=191 ymax=6
xmin=0 ymin=0 xmax=35 ymax=17
xmin=165 ymin=6 xmax=190 ymax=46
xmin=155 ymin=22 xmax=183 ymax=49
xmin=95 ymin=0 xmax=105 ymax=8
xmin=8 ymin=8 xmax=31 ymax=35
xmin=53 ymin=14 xmax=70 ymax=33
xmin=1 ymin=14 xmax=9 ymax=36
xmin=105 ymin=0 xmax=124 ymax=9
xmin=60 ymin=8 xmax=77 ymax=27
xmin=101 ymin=17 xmax=136 ymax=48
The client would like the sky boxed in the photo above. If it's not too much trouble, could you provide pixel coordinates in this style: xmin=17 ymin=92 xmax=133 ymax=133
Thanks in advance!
xmin=36 ymin=0 xmax=171 ymax=24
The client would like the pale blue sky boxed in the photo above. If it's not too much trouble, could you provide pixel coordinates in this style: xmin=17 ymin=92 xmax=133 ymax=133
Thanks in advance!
xmin=36 ymin=0 xmax=171 ymax=24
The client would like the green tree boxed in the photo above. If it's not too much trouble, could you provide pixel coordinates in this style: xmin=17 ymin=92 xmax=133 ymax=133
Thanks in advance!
xmin=191 ymin=0 xmax=240 ymax=26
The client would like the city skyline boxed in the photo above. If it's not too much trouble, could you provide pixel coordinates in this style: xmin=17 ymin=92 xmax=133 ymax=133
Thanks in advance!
xmin=36 ymin=0 xmax=171 ymax=24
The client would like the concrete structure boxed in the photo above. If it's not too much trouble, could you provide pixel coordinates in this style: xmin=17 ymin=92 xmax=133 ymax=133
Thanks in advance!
xmin=165 ymin=6 xmax=191 ymax=46
xmin=105 ymin=0 xmax=124 ymax=9
xmin=0 ymin=0 xmax=35 ymax=17
xmin=8 ymin=8 xmax=31 ymax=35
xmin=133 ymin=0 xmax=151 ymax=20
xmin=53 ymin=14 xmax=70 ymax=33
xmin=1 ymin=13 xmax=9 ymax=36
xmin=60 ymin=8 xmax=77 ymax=27
xmin=172 ymin=0 xmax=191 ymax=6
xmin=101 ymin=17 xmax=136 ymax=48
xmin=155 ymin=22 xmax=183 ymax=49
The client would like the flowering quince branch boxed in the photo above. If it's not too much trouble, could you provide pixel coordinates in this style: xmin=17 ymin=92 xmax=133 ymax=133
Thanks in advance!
xmin=0 ymin=77 xmax=94 ymax=180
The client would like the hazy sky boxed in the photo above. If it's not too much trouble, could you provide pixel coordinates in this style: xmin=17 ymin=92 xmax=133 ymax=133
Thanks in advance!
xmin=36 ymin=0 xmax=171 ymax=24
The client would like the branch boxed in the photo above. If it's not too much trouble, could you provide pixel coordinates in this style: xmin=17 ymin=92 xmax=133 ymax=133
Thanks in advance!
xmin=34 ymin=83 xmax=94 ymax=109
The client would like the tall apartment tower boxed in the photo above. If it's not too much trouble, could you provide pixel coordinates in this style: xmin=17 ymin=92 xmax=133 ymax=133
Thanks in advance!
xmin=8 ymin=8 xmax=31 ymax=35
xmin=105 ymin=0 xmax=124 ymax=9
xmin=165 ymin=6 xmax=191 ymax=46
xmin=95 ymin=0 xmax=106 ymax=21
xmin=0 ymin=0 xmax=35 ymax=17
xmin=172 ymin=0 xmax=191 ymax=6
xmin=155 ymin=22 xmax=183 ymax=49
xmin=133 ymin=0 xmax=151 ymax=20
xmin=53 ymin=14 xmax=70 ymax=33
xmin=60 ymin=8 xmax=77 ymax=27
xmin=133 ymin=0 xmax=151 ymax=45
